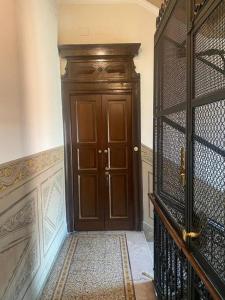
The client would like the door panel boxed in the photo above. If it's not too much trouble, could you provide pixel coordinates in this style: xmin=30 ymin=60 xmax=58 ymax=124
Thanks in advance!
xmin=71 ymin=95 xmax=104 ymax=230
xmin=109 ymin=174 xmax=129 ymax=218
xmin=108 ymin=101 xmax=127 ymax=142
xmin=78 ymin=174 xmax=98 ymax=219
xmin=102 ymin=94 xmax=133 ymax=230
xmin=110 ymin=146 xmax=128 ymax=169
xmin=76 ymin=101 xmax=97 ymax=143
xmin=77 ymin=148 xmax=97 ymax=170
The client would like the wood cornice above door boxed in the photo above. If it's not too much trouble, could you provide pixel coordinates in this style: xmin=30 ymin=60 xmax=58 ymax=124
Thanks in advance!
xmin=59 ymin=43 xmax=141 ymax=59
xmin=58 ymin=0 xmax=159 ymax=15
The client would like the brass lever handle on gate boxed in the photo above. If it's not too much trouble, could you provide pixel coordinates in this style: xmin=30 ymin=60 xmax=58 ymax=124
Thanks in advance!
xmin=179 ymin=147 xmax=186 ymax=187
xmin=182 ymin=229 xmax=201 ymax=242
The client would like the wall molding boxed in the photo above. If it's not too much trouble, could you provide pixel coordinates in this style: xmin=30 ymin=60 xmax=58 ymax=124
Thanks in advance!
xmin=58 ymin=0 xmax=159 ymax=15
xmin=0 ymin=146 xmax=66 ymax=300
xmin=141 ymin=143 xmax=153 ymax=241
xmin=141 ymin=143 xmax=153 ymax=166
xmin=0 ymin=147 xmax=64 ymax=196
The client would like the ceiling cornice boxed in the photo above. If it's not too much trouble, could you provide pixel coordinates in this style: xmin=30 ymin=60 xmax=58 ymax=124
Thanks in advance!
xmin=58 ymin=0 xmax=159 ymax=15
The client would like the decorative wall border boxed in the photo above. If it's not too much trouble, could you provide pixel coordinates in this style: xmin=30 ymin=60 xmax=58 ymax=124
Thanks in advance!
xmin=0 ymin=147 xmax=64 ymax=195
xmin=0 ymin=146 xmax=66 ymax=300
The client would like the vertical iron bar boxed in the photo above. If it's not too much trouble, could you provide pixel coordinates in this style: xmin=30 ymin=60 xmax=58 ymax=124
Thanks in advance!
xmin=186 ymin=0 xmax=195 ymax=299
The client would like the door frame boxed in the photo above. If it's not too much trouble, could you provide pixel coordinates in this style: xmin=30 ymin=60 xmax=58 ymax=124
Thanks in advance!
xmin=61 ymin=85 xmax=142 ymax=232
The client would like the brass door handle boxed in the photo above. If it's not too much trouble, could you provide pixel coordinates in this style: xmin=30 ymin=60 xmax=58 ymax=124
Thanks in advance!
xmin=182 ymin=229 xmax=201 ymax=242
xmin=105 ymin=147 xmax=110 ymax=170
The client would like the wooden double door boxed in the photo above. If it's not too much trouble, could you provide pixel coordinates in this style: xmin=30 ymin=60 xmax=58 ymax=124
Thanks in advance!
xmin=71 ymin=93 xmax=134 ymax=230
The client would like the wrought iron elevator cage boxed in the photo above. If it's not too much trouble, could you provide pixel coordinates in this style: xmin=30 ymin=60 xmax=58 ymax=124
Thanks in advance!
xmin=153 ymin=0 xmax=225 ymax=299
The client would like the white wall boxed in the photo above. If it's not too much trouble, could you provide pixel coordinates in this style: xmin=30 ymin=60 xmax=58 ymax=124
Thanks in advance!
xmin=0 ymin=0 xmax=64 ymax=164
xmin=0 ymin=0 xmax=24 ymax=163
xmin=16 ymin=0 xmax=64 ymax=157
xmin=0 ymin=2 xmax=67 ymax=300
xmin=58 ymin=2 xmax=157 ymax=148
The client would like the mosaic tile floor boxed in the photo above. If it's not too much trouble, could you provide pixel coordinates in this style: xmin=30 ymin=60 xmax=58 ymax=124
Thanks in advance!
xmin=40 ymin=231 xmax=156 ymax=300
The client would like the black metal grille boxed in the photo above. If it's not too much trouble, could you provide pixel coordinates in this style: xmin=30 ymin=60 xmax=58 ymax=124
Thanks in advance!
xmin=194 ymin=100 xmax=225 ymax=151
xmin=154 ymin=212 xmax=188 ymax=299
xmin=159 ymin=0 xmax=187 ymax=110
xmin=162 ymin=121 xmax=185 ymax=203
xmin=166 ymin=111 xmax=186 ymax=128
xmin=155 ymin=0 xmax=225 ymax=298
xmin=157 ymin=110 xmax=186 ymax=228
xmin=193 ymin=105 xmax=225 ymax=283
xmin=193 ymin=271 xmax=213 ymax=300
xmin=193 ymin=93 xmax=225 ymax=283
xmin=194 ymin=1 xmax=225 ymax=98
xmin=154 ymin=210 xmax=214 ymax=300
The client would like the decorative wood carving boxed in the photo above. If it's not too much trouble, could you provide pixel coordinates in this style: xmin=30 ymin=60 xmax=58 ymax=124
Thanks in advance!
xmin=59 ymin=44 xmax=140 ymax=82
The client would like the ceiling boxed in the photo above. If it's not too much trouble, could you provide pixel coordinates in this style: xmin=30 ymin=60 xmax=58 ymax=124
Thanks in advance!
xmin=146 ymin=0 xmax=162 ymax=8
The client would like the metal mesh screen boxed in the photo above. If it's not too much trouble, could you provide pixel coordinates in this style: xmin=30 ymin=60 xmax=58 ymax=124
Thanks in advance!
xmin=194 ymin=100 xmax=225 ymax=150
xmin=155 ymin=0 xmax=225 ymax=297
xmin=157 ymin=110 xmax=186 ymax=226
xmin=193 ymin=100 xmax=225 ymax=282
xmin=166 ymin=110 xmax=186 ymax=128
xmin=159 ymin=0 xmax=187 ymax=110
xmin=194 ymin=1 xmax=225 ymax=98
xmin=162 ymin=121 xmax=185 ymax=203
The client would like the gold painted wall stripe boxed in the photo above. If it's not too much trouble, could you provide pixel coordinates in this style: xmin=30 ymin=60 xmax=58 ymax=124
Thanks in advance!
xmin=0 ymin=146 xmax=64 ymax=194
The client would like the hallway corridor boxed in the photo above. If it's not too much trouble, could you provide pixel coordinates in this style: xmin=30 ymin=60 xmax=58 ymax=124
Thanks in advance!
xmin=40 ymin=232 xmax=156 ymax=300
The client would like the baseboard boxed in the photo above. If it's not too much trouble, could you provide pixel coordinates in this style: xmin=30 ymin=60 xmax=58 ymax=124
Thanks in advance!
xmin=35 ymin=228 xmax=68 ymax=300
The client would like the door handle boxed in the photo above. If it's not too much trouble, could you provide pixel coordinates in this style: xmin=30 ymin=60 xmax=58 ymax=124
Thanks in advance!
xmin=98 ymin=149 xmax=102 ymax=154
xmin=104 ymin=147 xmax=111 ymax=170
xmin=182 ymin=229 xmax=201 ymax=242
xmin=179 ymin=147 xmax=186 ymax=187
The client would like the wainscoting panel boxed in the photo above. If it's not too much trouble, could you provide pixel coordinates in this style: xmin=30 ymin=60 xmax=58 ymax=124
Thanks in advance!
xmin=0 ymin=147 xmax=67 ymax=300
xmin=141 ymin=144 xmax=154 ymax=241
